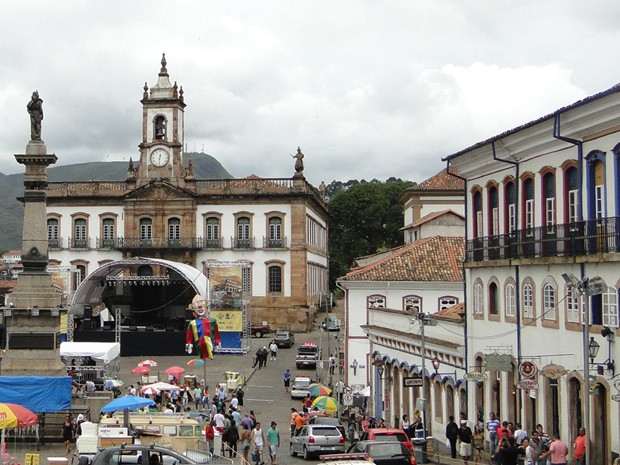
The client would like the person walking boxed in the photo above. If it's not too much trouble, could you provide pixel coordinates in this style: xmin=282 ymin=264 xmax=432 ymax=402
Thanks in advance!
xmin=61 ymin=415 xmax=74 ymax=453
xmin=457 ymin=420 xmax=473 ymax=465
xmin=266 ymin=421 xmax=280 ymax=465
xmin=283 ymin=369 xmax=291 ymax=392
xmin=472 ymin=424 xmax=484 ymax=465
xmin=251 ymin=421 xmax=266 ymax=465
xmin=539 ymin=434 xmax=568 ymax=465
xmin=239 ymin=423 xmax=252 ymax=464
xmin=222 ymin=419 xmax=239 ymax=458
xmin=486 ymin=412 xmax=500 ymax=456
xmin=204 ymin=420 xmax=215 ymax=454
xmin=269 ymin=341 xmax=278 ymax=361
xmin=572 ymin=427 xmax=587 ymax=465
xmin=290 ymin=408 xmax=299 ymax=435
xmin=446 ymin=415 xmax=459 ymax=459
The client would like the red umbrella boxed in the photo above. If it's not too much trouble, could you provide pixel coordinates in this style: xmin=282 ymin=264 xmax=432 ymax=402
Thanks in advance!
xmin=139 ymin=386 xmax=159 ymax=396
xmin=138 ymin=359 xmax=158 ymax=367
xmin=165 ymin=366 xmax=185 ymax=377
xmin=131 ymin=366 xmax=151 ymax=375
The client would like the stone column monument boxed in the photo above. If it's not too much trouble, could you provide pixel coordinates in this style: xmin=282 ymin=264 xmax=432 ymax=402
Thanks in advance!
xmin=1 ymin=92 xmax=67 ymax=376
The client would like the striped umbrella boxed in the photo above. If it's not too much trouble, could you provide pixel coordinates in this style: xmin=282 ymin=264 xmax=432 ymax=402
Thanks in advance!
xmin=0 ymin=403 xmax=38 ymax=429
xmin=131 ymin=366 xmax=151 ymax=375
xmin=308 ymin=384 xmax=332 ymax=397
xmin=138 ymin=359 xmax=158 ymax=367
xmin=311 ymin=396 xmax=341 ymax=413
xmin=187 ymin=359 xmax=205 ymax=367
xmin=140 ymin=386 xmax=159 ymax=396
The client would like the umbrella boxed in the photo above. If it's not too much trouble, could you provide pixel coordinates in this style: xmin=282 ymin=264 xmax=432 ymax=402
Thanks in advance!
xmin=187 ymin=359 xmax=205 ymax=367
xmin=138 ymin=359 xmax=158 ymax=367
xmin=308 ymin=384 xmax=332 ymax=397
xmin=312 ymin=396 xmax=341 ymax=412
xmin=131 ymin=366 xmax=151 ymax=375
xmin=144 ymin=382 xmax=180 ymax=391
xmin=101 ymin=395 xmax=155 ymax=413
xmin=0 ymin=403 xmax=38 ymax=429
xmin=165 ymin=366 xmax=185 ymax=377
xmin=104 ymin=379 xmax=125 ymax=389
xmin=139 ymin=386 xmax=159 ymax=396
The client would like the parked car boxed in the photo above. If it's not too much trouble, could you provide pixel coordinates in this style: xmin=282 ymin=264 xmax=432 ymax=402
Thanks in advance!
xmin=291 ymin=376 xmax=312 ymax=399
xmin=346 ymin=441 xmax=415 ymax=465
xmin=289 ymin=424 xmax=346 ymax=460
xmin=318 ymin=453 xmax=374 ymax=465
xmin=251 ymin=323 xmax=271 ymax=338
xmin=296 ymin=341 xmax=321 ymax=368
xmin=358 ymin=428 xmax=414 ymax=454
xmin=89 ymin=444 xmax=201 ymax=465
xmin=274 ymin=330 xmax=295 ymax=348
xmin=307 ymin=414 xmax=346 ymax=438
xmin=321 ymin=315 xmax=341 ymax=332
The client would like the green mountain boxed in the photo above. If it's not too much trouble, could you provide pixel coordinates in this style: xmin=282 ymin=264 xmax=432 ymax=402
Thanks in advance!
xmin=0 ymin=152 xmax=232 ymax=251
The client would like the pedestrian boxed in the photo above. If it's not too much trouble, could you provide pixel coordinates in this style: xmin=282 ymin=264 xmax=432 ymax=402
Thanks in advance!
xmin=539 ymin=433 xmax=568 ymax=465
xmin=302 ymin=394 xmax=312 ymax=412
xmin=252 ymin=347 xmax=261 ymax=368
xmin=457 ymin=420 xmax=473 ymax=465
xmin=251 ymin=421 xmax=265 ymax=465
xmin=486 ymin=412 xmax=500 ymax=456
xmin=259 ymin=347 xmax=268 ymax=368
xmin=513 ymin=422 xmax=527 ymax=446
xmin=402 ymin=414 xmax=410 ymax=433
xmin=193 ymin=385 xmax=202 ymax=409
xmin=329 ymin=354 xmax=336 ymax=375
xmin=283 ymin=369 xmax=291 ymax=392
xmin=290 ymin=408 xmax=299 ymax=435
xmin=236 ymin=386 xmax=245 ymax=407
xmin=61 ymin=415 xmax=74 ymax=453
xmin=266 ymin=421 xmax=280 ymax=465
xmin=496 ymin=436 xmax=520 ymax=465
xmin=75 ymin=414 xmax=87 ymax=439
xmin=213 ymin=410 xmax=226 ymax=433
xmin=239 ymin=423 xmax=252 ymax=463
xmin=572 ymin=427 xmax=587 ymax=465
xmin=294 ymin=412 xmax=306 ymax=435
xmin=222 ymin=419 xmax=239 ymax=458
xmin=472 ymin=424 xmax=484 ymax=464
xmin=529 ymin=430 xmax=544 ymax=465
xmin=269 ymin=341 xmax=278 ymax=361
xmin=446 ymin=415 xmax=459 ymax=459
xmin=204 ymin=420 xmax=215 ymax=453
xmin=230 ymin=393 xmax=239 ymax=411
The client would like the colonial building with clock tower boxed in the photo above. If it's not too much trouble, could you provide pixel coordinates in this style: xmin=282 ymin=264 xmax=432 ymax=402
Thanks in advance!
xmin=44 ymin=55 xmax=329 ymax=352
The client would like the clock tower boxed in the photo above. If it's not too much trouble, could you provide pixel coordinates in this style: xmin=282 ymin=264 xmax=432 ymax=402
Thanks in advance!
xmin=136 ymin=53 xmax=186 ymax=183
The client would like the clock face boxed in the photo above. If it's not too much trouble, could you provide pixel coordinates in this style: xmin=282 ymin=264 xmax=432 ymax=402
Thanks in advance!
xmin=150 ymin=148 xmax=170 ymax=167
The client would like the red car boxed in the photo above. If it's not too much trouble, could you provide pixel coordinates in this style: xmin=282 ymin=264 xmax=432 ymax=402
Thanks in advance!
xmin=358 ymin=428 xmax=414 ymax=454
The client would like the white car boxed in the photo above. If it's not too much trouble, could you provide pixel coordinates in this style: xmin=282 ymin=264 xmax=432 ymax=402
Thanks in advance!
xmin=290 ymin=376 xmax=312 ymax=399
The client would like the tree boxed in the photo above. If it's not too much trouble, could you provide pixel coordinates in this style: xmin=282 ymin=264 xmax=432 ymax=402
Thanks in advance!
xmin=327 ymin=178 xmax=415 ymax=289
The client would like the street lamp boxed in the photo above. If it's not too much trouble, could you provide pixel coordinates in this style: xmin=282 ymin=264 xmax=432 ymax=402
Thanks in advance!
xmin=431 ymin=356 xmax=457 ymax=378
xmin=412 ymin=311 xmax=437 ymax=440
xmin=562 ymin=273 xmax=606 ymax=465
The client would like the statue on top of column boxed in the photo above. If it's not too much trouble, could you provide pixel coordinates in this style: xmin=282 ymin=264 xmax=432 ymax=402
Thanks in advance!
xmin=27 ymin=91 xmax=44 ymax=141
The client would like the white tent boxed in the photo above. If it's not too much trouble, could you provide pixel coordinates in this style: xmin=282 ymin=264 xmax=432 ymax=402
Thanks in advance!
xmin=60 ymin=342 xmax=120 ymax=364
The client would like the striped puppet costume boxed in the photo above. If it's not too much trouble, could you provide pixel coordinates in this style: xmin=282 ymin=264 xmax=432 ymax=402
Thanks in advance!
xmin=185 ymin=294 xmax=221 ymax=359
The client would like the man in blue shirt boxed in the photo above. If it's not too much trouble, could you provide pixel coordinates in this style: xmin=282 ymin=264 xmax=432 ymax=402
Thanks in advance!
xmin=283 ymin=369 xmax=291 ymax=392
xmin=486 ymin=412 xmax=500 ymax=454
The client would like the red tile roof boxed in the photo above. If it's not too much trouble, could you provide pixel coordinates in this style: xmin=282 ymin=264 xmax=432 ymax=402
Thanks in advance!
xmin=434 ymin=302 xmax=465 ymax=322
xmin=339 ymin=236 xmax=464 ymax=282
xmin=412 ymin=167 xmax=464 ymax=191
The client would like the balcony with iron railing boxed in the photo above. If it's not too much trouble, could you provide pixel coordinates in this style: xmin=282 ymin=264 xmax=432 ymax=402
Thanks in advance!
xmin=69 ymin=237 xmax=91 ymax=249
xmin=263 ymin=236 xmax=288 ymax=249
xmin=231 ymin=237 xmax=254 ymax=250
xmin=117 ymin=237 xmax=203 ymax=250
xmin=466 ymin=217 xmax=620 ymax=262
xmin=203 ymin=237 xmax=223 ymax=249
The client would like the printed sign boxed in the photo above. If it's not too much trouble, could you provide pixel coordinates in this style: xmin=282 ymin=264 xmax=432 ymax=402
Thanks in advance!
xmin=485 ymin=353 xmax=513 ymax=372
xmin=343 ymin=393 xmax=354 ymax=406
xmin=541 ymin=363 xmax=567 ymax=379
xmin=517 ymin=379 xmax=539 ymax=390
xmin=519 ymin=361 xmax=537 ymax=379
xmin=403 ymin=375 xmax=423 ymax=387
xmin=464 ymin=372 xmax=488 ymax=382
xmin=211 ymin=310 xmax=243 ymax=331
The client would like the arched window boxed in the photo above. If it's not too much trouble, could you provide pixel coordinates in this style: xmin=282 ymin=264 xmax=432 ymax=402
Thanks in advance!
xmin=48 ymin=218 xmax=59 ymax=247
xmin=236 ymin=217 xmax=251 ymax=248
xmin=523 ymin=282 xmax=534 ymax=319
xmin=403 ymin=295 xmax=422 ymax=313
xmin=368 ymin=295 xmax=386 ymax=308
xmin=168 ymin=217 xmax=181 ymax=240
xmin=154 ymin=115 xmax=166 ymax=140
xmin=543 ymin=283 xmax=556 ymax=321
xmin=268 ymin=264 xmax=283 ymax=294
xmin=139 ymin=218 xmax=152 ymax=240
xmin=489 ymin=282 xmax=499 ymax=315
xmin=564 ymin=166 xmax=579 ymax=224
xmin=473 ymin=191 xmax=483 ymax=237
xmin=504 ymin=181 xmax=516 ymax=233
xmin=205 ymin=217 xmax=220 ymax=248
xmin=522 ymin=178 xmax=535 ymax=233
xmin=473 ymin=283 xmax=483 ymax=315
xmin=268 ymin=217 xmax=283 ymax=247
xmin=505 ymin=283 xmax=516 ymax=317
xmin=488 ymin=186 xmax=499 ymax=235
xmin=433 ymin=381 xmax=443 ymax=420
xmin=73 ymin=218 xmax=87 ymax=248
xmin=102 ymin=218 xmax=115 ymax=247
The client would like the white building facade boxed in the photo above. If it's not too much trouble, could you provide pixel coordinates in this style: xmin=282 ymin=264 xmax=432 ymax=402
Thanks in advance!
xmin=446 ymin=85 xmax=620 ymax=463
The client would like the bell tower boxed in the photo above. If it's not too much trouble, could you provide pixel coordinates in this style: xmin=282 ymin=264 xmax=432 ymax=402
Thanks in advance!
xmin=136 ymin=53 xmax=186 ymax=183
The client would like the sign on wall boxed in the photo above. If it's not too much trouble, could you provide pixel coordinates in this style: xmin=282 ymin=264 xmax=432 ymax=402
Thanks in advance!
xmin=484 ymin=353 xmax=513 ymax=372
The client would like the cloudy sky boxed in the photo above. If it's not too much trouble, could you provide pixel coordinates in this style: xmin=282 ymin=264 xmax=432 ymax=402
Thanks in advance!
xmin=1 ymin=1 xmax=619 ymax=187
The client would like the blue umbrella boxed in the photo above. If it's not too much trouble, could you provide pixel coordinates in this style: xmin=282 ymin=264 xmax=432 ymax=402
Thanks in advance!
xmin=101 ymin=395 xmax=155 ymax=413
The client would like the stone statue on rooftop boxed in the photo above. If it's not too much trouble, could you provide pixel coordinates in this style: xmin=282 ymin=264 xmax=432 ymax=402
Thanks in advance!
xmin=27 ymin=91 xmax=44 ymax=141
xmin=292 ymin=146 xmax=304 ymax=173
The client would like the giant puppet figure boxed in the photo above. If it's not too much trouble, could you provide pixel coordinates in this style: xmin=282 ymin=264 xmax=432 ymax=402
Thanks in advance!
xmin=185 ymin=294 xmax=221 ymax=359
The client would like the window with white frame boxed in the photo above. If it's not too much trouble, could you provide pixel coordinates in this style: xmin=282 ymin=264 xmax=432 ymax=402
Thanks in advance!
xmin=602 ymin=286 xmax=619 ymax=327
xmin=48 ymin=218 xmax=59 ymax=241
xmin=439 ymin=296 xmax=458 ymax=311
xmin=168 ymin=217 xmax=181 ymax=240
xmin=489 ymin=187 xmax=499 ymax=235
xmin=74 ymin=218 xmax=86 ymax=241
xmin=205 ymin=217 xmax=220 ymax=247
xmin=566 ymin=287 xmax=580 ymax=323
xmin=268 ymin=216 xmax=283 ymax=247
xmin=565 ymin=166 xmax=579 ymax=225
xmin=523 ymin=283 xmax=533 ymax=318
xmin=595 ymin=185 xmax=604 ymax=224
xmin=505 ymin=283 xmax=516 ymax=317
xmin=237 ymin=217 xmax=251 ymax=247
xmin=543 ymin=283 xmax=556 ymax=320
xmin=404 ymin=295 xmax=422 ymax=313
xmin=473 ymin=283 xmax=483 ymax=315
xmin=523 ymin=178 xmax=534 ymax=235
xmin=543 ymin=172 xmax=555 ymax=233
xmin=102 ymin=218 xmax=115 ymax=240
xmin=367 ymin=295 xmax=385 ymax=308
xmin=505 ymin=182 xmax=516 ymax=233
xmin=140 ymin=218 xmax=152 ymax=240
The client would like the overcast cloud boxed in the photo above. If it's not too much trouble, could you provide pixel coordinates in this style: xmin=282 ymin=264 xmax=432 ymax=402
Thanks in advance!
xmin=1 ymin=1 xmax=619 ymax=186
